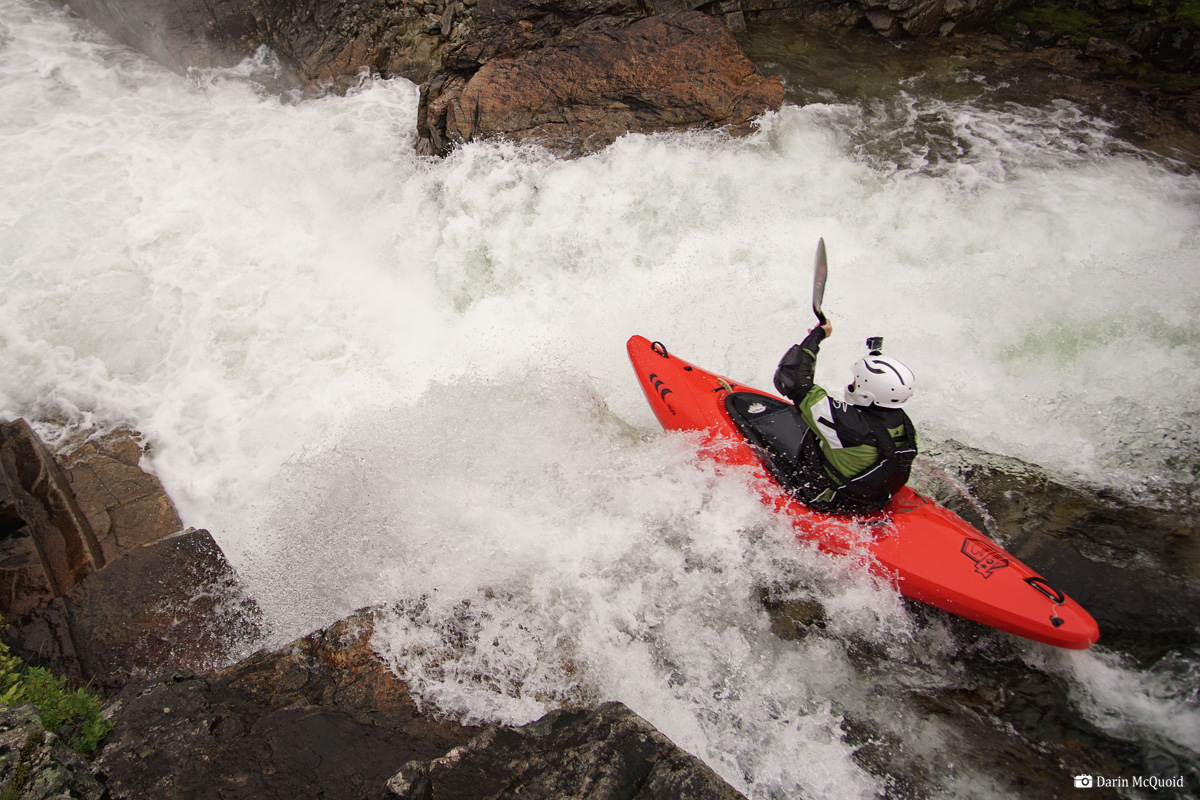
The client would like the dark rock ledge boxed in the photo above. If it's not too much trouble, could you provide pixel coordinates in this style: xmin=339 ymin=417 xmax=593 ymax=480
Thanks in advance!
xmin=0 ymin=419 xmax=747 ymax=799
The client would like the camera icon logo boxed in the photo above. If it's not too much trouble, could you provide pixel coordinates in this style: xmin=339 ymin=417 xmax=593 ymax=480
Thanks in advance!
xmin=1074 ymin=775 xmax=1094 ymax=788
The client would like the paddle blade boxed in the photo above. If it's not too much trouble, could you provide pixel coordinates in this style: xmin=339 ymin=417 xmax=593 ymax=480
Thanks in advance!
xmin=812 ymin=238 xmax=828 ymax=323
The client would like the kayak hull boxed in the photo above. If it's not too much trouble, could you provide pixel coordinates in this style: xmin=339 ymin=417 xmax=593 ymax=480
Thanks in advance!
xmin=627 ymin=335 xmax=1099 ymax=650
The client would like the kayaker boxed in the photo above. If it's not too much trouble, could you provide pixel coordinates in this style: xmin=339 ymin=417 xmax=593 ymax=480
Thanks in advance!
xmin=772 ymin=319 xmax=918 ymax=514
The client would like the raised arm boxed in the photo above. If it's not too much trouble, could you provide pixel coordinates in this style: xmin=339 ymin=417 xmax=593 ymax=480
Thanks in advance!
xmin=773 ymin=319 xmax=832 ymax=404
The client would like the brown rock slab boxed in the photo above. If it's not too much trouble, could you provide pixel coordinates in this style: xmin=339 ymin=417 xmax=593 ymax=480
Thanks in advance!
xmin=0 ymin=420 xmax=104 ymax=603
xmin=64 ymin=528 xmax=264 ymax=692
xmin=57 ymin=429 xmax=183 ymax=562
xmin=421 ymin=11 xmax=784 ymax=156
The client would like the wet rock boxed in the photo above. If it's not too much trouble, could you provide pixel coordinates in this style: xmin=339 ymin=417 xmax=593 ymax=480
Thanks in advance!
xmin=92 ymin=609 xmax=746 ymax=800
xmin=880 ymin=620 xmax=1199 ymax=798
xmin=56 ymin=429 xmax=182 ymax=563
xmin=62 ymin=527 xmax=265 ymax=693
xmin=418 ymin=10 xmax=784 ymax=157
xmin=440 ymin=0 xmax=648 ymax=70
xmin=758 ymin=586 xmax=827 ymax=640
xmin=0 ymin=422 xmax=263 ymax=693
xmin=1140 ymin=23 xmax=1200 ymax=73
xmin=921 ymin=442 xmax=1200 ymax=658
xmin=0 ymin=420 xmax=104 ymax=606
xmin=1085 ymin=35 xmax=1142 ymax=63
xmin=877 ymin=668 xmax=1137 ymax=800
xmin=388 ymin=700 xmax=746 ymax=800
xmin=656 ymin=0 xmax=1021 ymax=38
xmin=0 ymin=704 xmax=104 ymax=800
xmin=94 ymin=609 xmax=480 ymax=800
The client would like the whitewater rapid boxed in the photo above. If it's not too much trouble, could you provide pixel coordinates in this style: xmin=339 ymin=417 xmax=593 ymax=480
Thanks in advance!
xmin=2 ymin=0 xmax=1199 ymax=796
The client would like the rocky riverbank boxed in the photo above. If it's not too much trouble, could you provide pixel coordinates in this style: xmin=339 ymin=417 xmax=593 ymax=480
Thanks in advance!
xmin=2 ymin=417 xmax=1198 ymax=798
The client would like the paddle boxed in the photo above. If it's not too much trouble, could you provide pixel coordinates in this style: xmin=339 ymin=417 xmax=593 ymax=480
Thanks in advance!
xmin=812 ymin=238 xmax=828 ymax=324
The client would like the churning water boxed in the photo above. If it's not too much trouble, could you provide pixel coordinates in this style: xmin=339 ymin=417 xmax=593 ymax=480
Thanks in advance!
xmin=2 ymin=0 xmax=1199 ymax=796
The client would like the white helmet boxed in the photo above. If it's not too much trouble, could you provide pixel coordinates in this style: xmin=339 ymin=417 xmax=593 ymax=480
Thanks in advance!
xmin=844 ymin=355 xmax=915 ymax=408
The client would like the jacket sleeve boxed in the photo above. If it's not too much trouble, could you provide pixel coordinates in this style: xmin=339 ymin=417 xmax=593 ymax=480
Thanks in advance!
xmin=773 ymin=326 xmax=827 ymax=405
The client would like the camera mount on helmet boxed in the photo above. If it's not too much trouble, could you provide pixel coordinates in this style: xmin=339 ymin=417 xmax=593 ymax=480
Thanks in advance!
xmin=844 ymin=338 xmax=915 ymax=408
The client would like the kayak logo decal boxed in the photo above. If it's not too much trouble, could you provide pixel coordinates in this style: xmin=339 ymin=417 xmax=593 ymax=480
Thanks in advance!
xmin=961 ymin=538 xmax=1009 ymax=578
xmin=648 ymin=373 xmax=676 ymax=414
xmin=648 ymin=373 xmax=673 ymax=400
xmin=748 ymin=402 xmax=767 ymax=414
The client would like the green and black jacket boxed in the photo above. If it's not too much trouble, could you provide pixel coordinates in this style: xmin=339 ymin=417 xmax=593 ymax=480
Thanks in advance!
xmin=772 ymin=326 xmax=917 ymax=514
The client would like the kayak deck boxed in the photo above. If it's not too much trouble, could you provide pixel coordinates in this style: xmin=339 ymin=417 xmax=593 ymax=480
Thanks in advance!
xmin=627 ymin=334 xmax=1099 ymax=650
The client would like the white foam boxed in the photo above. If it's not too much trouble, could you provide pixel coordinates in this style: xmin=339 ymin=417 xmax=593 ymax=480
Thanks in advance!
xmin=1041 ymin=647 xmax=1200 ymax=754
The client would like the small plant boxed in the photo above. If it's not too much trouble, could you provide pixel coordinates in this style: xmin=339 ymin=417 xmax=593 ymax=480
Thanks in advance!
xmin=1104 ymin=58 xmax=1200 ymax=91
xmin=0 ymin=729 xmax=44 ymax=800
xmin=0 ymin=638 xmax=111 ymax=756
xmin=1170 ymin=0 xmax=1200 ymax=26
xmin=1010 ymin=1 xmax=1105 ymax=47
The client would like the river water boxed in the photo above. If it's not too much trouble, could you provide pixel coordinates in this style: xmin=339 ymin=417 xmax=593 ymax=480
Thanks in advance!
xmin=2 ymin=0 xmax=1199 ymax=796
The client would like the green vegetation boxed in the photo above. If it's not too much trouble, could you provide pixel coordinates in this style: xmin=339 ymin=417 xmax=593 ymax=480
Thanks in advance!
xmin=1006 ymin=1 xmax=1105 ymax=47
xmin=998 ymin=0 xmax=1198 ymax=93
xmin=1001 ymin=0 xmax=1200 ymax=41
xmin=1103 ymin=57 xmax=1200 ymax=91
xmin=1179 ymin=0 xmax=1200 ymax=25
xmin=0 ymin=729 xmax=44 ymax=800
xmin=0 ymin=638 xmax=111 ymax=756
xmin=1148 ymin=0 xmax=1200 ymax=26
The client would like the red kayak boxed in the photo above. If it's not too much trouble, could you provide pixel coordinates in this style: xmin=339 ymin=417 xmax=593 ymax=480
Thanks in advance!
xmin=627 ymin=334 xmax=1099 ymax=650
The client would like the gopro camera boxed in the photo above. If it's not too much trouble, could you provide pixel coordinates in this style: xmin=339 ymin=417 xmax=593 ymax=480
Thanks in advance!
xmin=866 ymin=336 xmax=884 ymax=355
